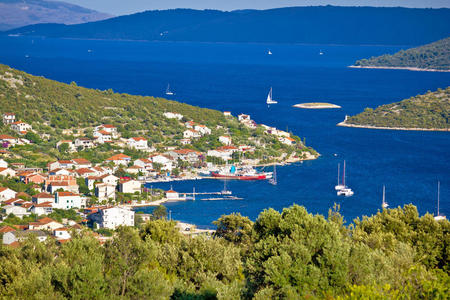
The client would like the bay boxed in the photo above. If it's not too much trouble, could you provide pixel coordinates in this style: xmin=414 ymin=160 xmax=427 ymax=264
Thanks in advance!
xmin=2 ymin=36 xmax=449 ymax=228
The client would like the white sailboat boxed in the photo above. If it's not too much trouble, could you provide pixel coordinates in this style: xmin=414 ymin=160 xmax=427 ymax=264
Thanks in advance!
xmin=266 ymin=87 xmax=278 ymax=105
xmin=382 ymin=185 xmax=388 ymax=208
xmin=165 ymin=84 xmax=174 ymax=96
xmin=335 ymin=163 xmax=345 ymax=190
xmin=221 ymin=178 xmax=232 ymax=195
xmin=319 ymin=50 xmax=324 ymax=55
xmin=268 ymin=164 xmax=277 ymax=185
xmin=268 ymin=50 xmax=272 ymax=55
xmin=434 ymin=181 xmax=446 ymax=221
xmin=337 ymin=160 xmax=353 ymax=197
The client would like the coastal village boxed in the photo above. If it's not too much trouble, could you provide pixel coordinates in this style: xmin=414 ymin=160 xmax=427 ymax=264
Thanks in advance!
xmin=0 ymin=109 xmax=315 ymax=247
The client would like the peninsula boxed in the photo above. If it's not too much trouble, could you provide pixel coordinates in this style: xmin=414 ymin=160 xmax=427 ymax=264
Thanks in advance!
xmin=338 ymin=87 xmax=450 ymax=131
xmin=351 ymin=37 xmax=450 ymax=72
xmin=293 ymin=102 xmax=341 ymax=109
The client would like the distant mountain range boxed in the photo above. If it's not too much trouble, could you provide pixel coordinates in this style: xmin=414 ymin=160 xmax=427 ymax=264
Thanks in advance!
xmin=3 ymin=6 xmax=450 ymax=45
xmin=0 ymin=0 xmax=112 ymax=31
xmin=353 ymin=37 xmax=450 ymax=71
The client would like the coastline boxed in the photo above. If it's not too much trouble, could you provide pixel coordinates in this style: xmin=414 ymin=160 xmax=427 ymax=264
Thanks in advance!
xmin=348 ymin=65 xmax=450 ymax=73
xmin=337 ymin=120 xmax=450 ymax=132
xmin=293 ymin=103 xmax=341 ymax=109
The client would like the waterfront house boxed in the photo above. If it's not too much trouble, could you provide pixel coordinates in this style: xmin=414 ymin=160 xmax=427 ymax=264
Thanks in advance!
xmin=150 ymin=154 xmax=175 ymax=171
xmin=163 ymin=112 xmax=183 ymax=120
xmin=119 ymin=179 xmax=141 ymax=194
xmin=184 ymin=121 xmax=197 ymax=128
xmin=278 ymin=136 xmax=296 ymax=145
xmin=2 ymin=113 xmax=15 ymax=125
xmin=223 ymin=111 xmax=232 ymax=117
xmin=32 ymin=192 xmax=54 ymax=204
xmin=219 ymin=135 xmax=232 ymax=146
xmin=85 ymin=174 xmax=119 ymax=190
xmin=0 ymin=167 xmax=16 ymax=177
xmin=0 ymin=187 xmax=17 ymax=202
xmin=165 ymin=190 xmax=185 ymax=200
xmin=106 ymin=153 xmax=131 ymax=166
xmin=238 ymin=114 xmax=251 ymax=122
xmin=3 ymin=230 xmax=47 ymax=245
xmin=95 ymin=183 xmax=116 ymax=201
xmin=134 ymin=158 xmax=153 ymax=170
xmin=89 ymin=206 xmax=135 ymax=229
xmin=54 ymin=191 xmax=83 ymax=209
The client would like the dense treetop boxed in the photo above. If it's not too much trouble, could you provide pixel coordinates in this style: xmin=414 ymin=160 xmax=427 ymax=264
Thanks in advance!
xmin=345 ymin=87 xmax=450 ymax=130
xmin=0 ymin=204 xmax=448 ymax=299
xmin=354 ymin=37 xmax=450 ymax=70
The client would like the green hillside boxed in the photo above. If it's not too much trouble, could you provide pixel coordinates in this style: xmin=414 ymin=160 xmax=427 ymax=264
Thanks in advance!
xmin=0 ymin=64 xmax=312 ymax=167
xmin=345 ymin=87 xmax=450 ymax=130
xmin=354 ymin=37 xmax=450 ymax=70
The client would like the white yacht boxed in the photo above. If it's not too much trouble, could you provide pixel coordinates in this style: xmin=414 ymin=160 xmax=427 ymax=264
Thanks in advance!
xmin=268 ymin=164 xmax=277 ymax=185
xmin=382 ymin=185 xmax=388 ymax=208
xmin=336 ymin=160 xmax=353 ymax=197
xmin=165 ymin=84 xmax=174 ymax=96
xmin=268 ymin=50 xmax=272 ymax=55
xmin=434 ymin=181 xmax=446 ymax=221
xmin=334 ymin=163 xmax=345 ymax=190
xmin=266 ymin=87 xmax=278 ymax=105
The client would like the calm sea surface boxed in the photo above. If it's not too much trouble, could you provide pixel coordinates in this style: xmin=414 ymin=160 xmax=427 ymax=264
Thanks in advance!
xmin=2 ymin=36 xmax=449 ymax=228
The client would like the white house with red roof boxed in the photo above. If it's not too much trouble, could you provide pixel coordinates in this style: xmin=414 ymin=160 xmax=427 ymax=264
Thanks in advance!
xmin=106 ymin=153 xmax=131 ymax=166
xmin=0 ymin=134 xmax=18 ymax=147
xmin=119 ymin=179 xmax=141 ymax=194
xmin=72 ymin=158 xmax=92 ymax=169
xmin=32 ymin=192 xmax=54 ymax=204
xmin=127 ymin=137 xmax=148 ymax=151
xmin=31 ymin=202 xmax=53 ymax=216
xmin=54 ymin=191 xmax=83 ymax=209
xmin=223 ymin=111 xmax=232 ymax=117
xmin=165 ymin=190 xmax=185 ymax=200
xmin=28 ymin=217 xmax=63 ymax=230
xmin=134 ymin=158 xmax=153 ymax=170
xmin=0 ymin=187 xmax=17 ymax=202
xmin=0 ymin=167 xmax=16 ymax=177
xmin=278 ymin=136 xmax=296 ymax=145
xmin=150 ymin=154 xmax=175 ymax=171
xmin=0 ymin=159 xmax=8 ymax=168
xmin=183 ymin=129 xmax=201 ymax=139
xmin=194 ymin=124 xmax=211 ymax=135
xmin=95 ymin=183 xmax=116 ymax=201
xmin=89 ymin=206 xmax=135 ymax=229
xmin=53 ymin=227 xmax=71 ymax=240
xmin=219 ymin=135 xmax=232 ymax=146
xmin=74 ymin=138 xmax=94 ymax=149
xmin=10 ymin=121 xmax=32 ymax=135
xmin=94 ymin=124 xmax=118 ymax=139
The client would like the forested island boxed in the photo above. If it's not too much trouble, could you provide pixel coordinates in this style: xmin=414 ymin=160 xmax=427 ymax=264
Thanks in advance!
xmin=4 ymin=6 xmax=450 ymax=45
xmin=339 ymin=87 xmax=450 ymax=131
xmin=0 ymin=204 xmax=448 ymax=298
xmin=352 ymin=37 xmax=450 ymax=71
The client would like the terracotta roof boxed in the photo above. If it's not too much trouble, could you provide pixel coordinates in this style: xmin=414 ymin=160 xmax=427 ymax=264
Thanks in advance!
xmin=137 ymin=158 xmax=152 ymax=164
xmin=37 ymin=217 xmax=56 ymax=224
xmin=131 ymin=137 xmax=147 ymax=141
xmin=17 ymin=192 xmax=30 ymax=198
xmin=11 ymin=121 xmax=26 ymax=125
xmin=59 ymin=140 xmax=72 ymax=143
xmin=57 ymin=239 xmax=71 ymax=244
xmin=72 ymin=158 xmax=91 ymax=164
xmin=0 ymin=134 xmax=16 ymax=140
xmin=50 ymin=181 xmax=70 ymax=186
xmin=3 ymin=113 xmax=15 ymax=116
xmin=21 ymin=203 xmax=33 ymax=209
xmin=107 ymin=154 xmax=131 ymax=161
xmin=56 ymin=191 xmax=79 ymax=197
xmin=0 ymin=225 xmax=16 ymax=233
xmin=101 ymin=124 xmax=116 ymax=128
xmin=166 ymin=190 xmax=178 ymax=193
xmin=58 ymin=160 xmax=73 ymax=164
xmin=0 ymin=187 xmax=13 ymax=193
xmin=3 ymin=198 xmax=20 ymax=204
xmin=217 ymin=146 xmax=238 ymax=151
xmin=33 ymin=202 xmax=53 ymax=208
xmin=7 ymin=241 xmax=20 ymax=248
xmin=75 ymin=168 xmax=94 ymax=175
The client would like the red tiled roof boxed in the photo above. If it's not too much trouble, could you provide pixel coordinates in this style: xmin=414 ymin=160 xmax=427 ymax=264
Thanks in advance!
xmin=101 ymin=124 xmax=116 ymax=128
xmin=58 ymin=160 xmax=73 ymax=164
xmin=0 ymin=225 xmax=16 ymax=233
xmin=107 ymin=154 xmax=131 ymax=161
xmin=33 ymin=192 xmax=53 ymax=199
xmin=37 ymin=217 xmax=56 ymax=225
xmin=56 ymin=191 xmax=79 ymax=197
xmin=131 ymin=137 xmax=146 ymax=141
xmin=33 ymin=202 xmax=53 ymax=208
xmin=72 ymin=158 xmax=91 ymax=164
xmin=0 ymin=134 xmax=16 ymax=140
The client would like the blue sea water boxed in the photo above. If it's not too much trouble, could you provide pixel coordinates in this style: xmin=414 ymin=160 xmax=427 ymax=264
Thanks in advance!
xmin=1 ymin=36 xmax=449 ymax=228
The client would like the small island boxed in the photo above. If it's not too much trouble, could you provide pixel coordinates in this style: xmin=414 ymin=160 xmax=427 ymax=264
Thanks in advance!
xmin=338 ymin=87 xmax=450 ymax=131
xmin=293 ymin=102 xmax=341 ymax=109
xmin=350 ymin=37 xmax=450 ymax=72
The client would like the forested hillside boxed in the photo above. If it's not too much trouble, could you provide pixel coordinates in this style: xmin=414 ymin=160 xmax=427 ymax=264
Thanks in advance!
xmin=5 ymin=6 xmax=450 ymax=45
xmin=0 ymin=204 xmax=448 ymax=298
xmin=344 ymin=87 xmax=450 ymax=130
xmin=354 ymin=37 xmax=450 ymax=71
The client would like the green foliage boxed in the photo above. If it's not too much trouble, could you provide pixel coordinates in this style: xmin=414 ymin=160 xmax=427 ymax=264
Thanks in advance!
xmin=48 ymin=208 xmax=82 ymax=222
xmin=346 ymin=87 xmax=450 ymax=129
xmin=354 ymin=37 xmax=450 ymax=70
xmin=152 ymin=205 xmax=168 ymax=219
xmin=0 ymin=203 xmax=448 ymax=299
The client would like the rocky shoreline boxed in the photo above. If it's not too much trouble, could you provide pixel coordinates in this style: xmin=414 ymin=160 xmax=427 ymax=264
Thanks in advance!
xmin=337 ymin=120 xmax=449 ymax=132
xmin=348 ymin=65 xmax=450 ymax=72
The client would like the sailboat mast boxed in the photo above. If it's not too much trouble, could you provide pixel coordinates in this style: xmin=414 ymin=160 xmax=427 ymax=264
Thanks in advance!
xmin=382 ymin=185 xmax=385 ymax=206
xmin=343 ymin=160 xmax=346 ymax=187
xmin=437 ymin=181 xmax=440 ymax=216
xmin=337 ymin=163 xmax=340 ymax=185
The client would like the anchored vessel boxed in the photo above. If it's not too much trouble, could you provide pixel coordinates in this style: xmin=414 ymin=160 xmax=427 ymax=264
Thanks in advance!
xmin=382 ymin=185 xmax=388 ymax=208
xmin=336 ymin=160 xmax=354 ymax=197
xmin=266 ymin=87 xmax=278 ymax=105
xmin=434 ymin=181 xmax=446 ymax=221
xmin=165 ymin=84 xmax=174 ymax=96
xmin=211 ymin=166 xmax=272 ymax=181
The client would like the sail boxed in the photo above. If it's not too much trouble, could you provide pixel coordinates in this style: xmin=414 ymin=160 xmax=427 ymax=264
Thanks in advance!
xmin=267 ymin=88 xmax=272 ymax=103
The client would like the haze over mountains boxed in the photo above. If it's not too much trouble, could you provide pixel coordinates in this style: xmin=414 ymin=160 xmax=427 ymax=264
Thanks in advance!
xmin=0 ymin=0 xmax=112 ymax=31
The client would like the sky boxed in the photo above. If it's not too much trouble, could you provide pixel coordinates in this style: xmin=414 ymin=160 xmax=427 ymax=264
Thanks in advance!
xmin=63 ymin=0 xmax=450 ymax=15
